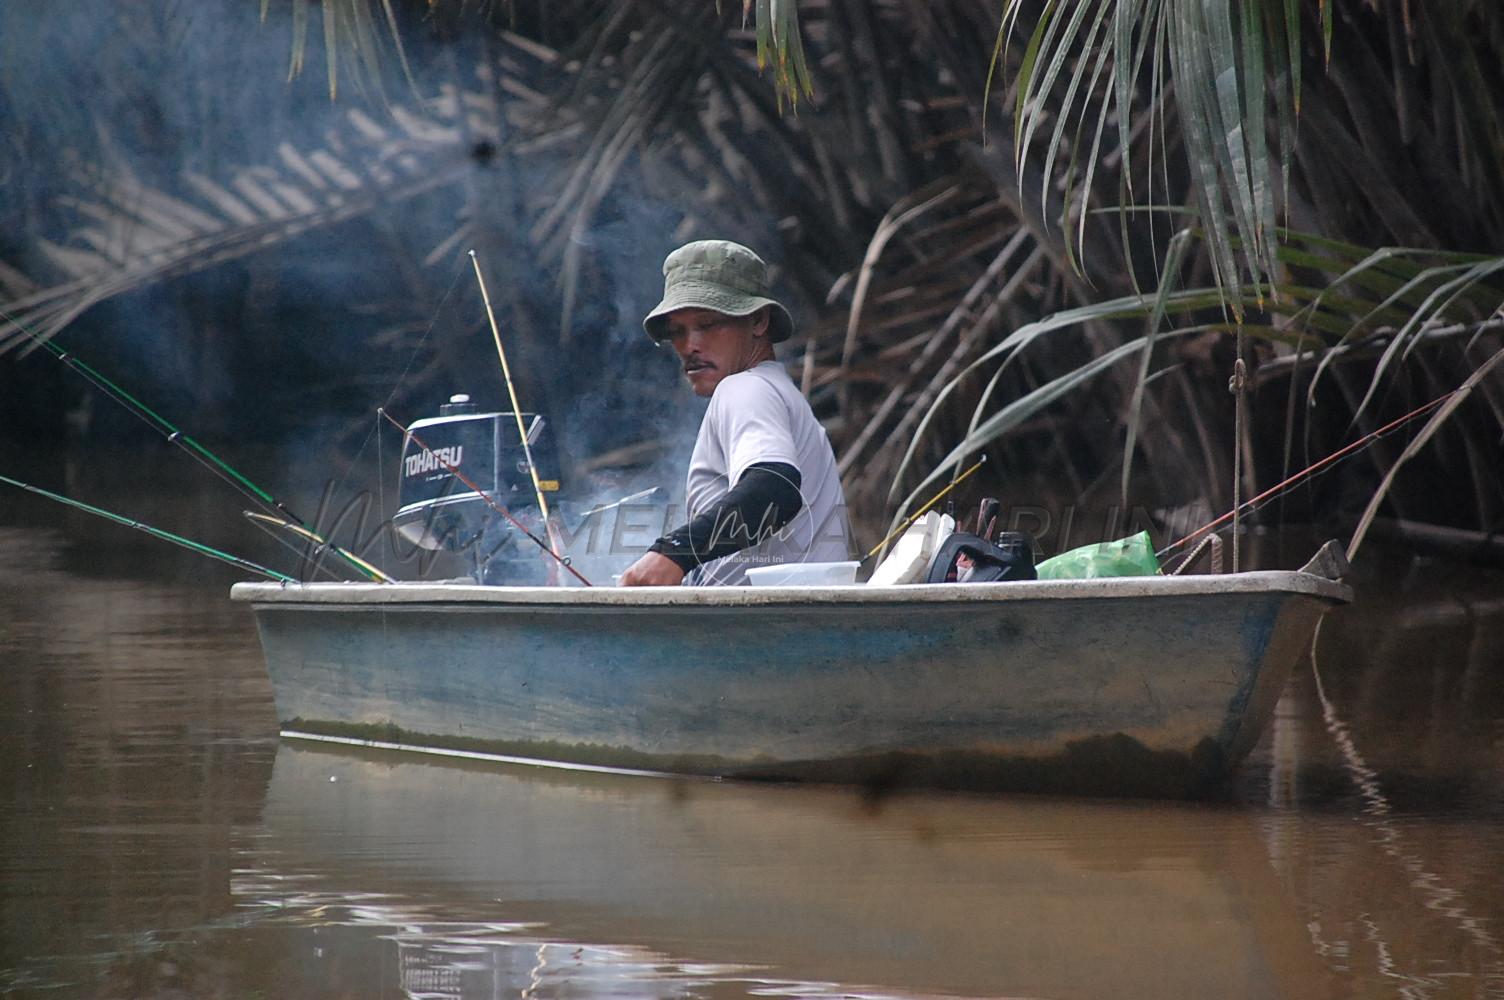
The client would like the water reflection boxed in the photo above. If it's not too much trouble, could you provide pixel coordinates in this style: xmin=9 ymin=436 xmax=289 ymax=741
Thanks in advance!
xmin=240 ymin=741 xmax=1323 ymax=998
xmin=1246 ymin=549 xmax=1504 ymax=998
xmin=1 ymin=516 xmax=1503 ymax=998
xmin=0 ymin=525 xmax=277 ymax=995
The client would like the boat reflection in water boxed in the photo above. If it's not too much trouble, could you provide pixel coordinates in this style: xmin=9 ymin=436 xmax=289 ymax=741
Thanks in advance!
xmin=242 ymin=740 xmax=1330 ymax=999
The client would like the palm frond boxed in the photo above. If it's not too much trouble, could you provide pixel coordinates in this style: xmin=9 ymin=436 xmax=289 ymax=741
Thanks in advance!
xmin=1346 ymin=345 xmax=1504 ymax=560
xmin=886 ymin=227 xmax=1504 ymax=539
xmin=7 ymin=0 xmax=1503 ymax=544
xmin=995 ymin=0 xmax=1289 ymax=311
xmin=277 ymin=0 xmax=415 ymax=100
xmin=0 ymin=87 xmax=481 ymax=354
xmin=889 ymin=321 xmax=1214 ymax=538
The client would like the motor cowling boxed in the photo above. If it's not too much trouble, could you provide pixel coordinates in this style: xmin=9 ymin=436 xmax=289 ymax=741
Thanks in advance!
xmin=391 ymin=395 xmax=560 ymax=572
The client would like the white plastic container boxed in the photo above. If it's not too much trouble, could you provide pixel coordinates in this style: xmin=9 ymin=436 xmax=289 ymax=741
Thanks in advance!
xmin=744 ymin=560 xmax=861 ymax=587
xmin=866 ymin=512 xmax=954 ymax=586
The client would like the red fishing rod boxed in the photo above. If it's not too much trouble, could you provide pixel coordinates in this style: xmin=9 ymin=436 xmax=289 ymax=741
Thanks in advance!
xmin=377 ymin=408 xmax=592 ymax=586
xmin=1158 ymin=390 xmax=1456 ymax=558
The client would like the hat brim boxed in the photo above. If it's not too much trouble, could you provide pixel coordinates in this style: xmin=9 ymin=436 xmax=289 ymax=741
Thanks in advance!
xmin=643 ymin=279 xmax=795 ymax=344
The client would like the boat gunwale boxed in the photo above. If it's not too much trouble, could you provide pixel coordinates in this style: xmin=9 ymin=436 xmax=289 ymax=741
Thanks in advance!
xmin=231 ymin=570 xmax=1352 ymax=608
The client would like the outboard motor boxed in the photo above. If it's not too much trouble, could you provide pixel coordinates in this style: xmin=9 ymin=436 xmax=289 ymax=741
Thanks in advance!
xmin=925 ymin=530 xmax=1036 ymax=583
xmin=392 ymin=394 xmax=562 ymax=583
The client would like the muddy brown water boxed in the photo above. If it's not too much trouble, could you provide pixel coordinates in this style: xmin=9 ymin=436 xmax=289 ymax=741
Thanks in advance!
xmin=1 ymin=481 xmax=1502 ymax=998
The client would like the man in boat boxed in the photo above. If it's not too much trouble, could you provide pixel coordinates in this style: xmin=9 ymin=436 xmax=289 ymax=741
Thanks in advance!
xmin=618 ymin=240 xmax=852 ymax=586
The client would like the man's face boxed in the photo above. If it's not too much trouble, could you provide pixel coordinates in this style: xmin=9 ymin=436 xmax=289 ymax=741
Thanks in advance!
xmin=663 ymin=307 xmax=769 ymax=397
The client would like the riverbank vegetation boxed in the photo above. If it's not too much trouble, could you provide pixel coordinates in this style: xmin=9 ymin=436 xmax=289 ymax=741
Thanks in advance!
xmin=1 ymin=1 xmax=1499 ymax=564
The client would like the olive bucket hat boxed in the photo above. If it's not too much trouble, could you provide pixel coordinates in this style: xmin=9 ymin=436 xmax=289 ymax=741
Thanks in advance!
xmin=643 ymin=240 xmax=795 ymax=344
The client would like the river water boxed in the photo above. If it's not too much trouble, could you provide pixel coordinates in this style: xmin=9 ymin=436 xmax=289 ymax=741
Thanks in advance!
xmin=2 ymin=482 xmax=1503 ymax=998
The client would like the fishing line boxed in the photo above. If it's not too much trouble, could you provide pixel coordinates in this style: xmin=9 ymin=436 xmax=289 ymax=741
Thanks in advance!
xmin=0 ymin=306 xmax=391 ymax=583
xmin=377 ymin=409 xmax=386 ymax=548
xmin=331 ymin=256 xmax=468 ymax=508
xmin=1158 ymin=391 xmax=1455 ymax=560
xmin=0 ymin=474 xmax=296 ymax=583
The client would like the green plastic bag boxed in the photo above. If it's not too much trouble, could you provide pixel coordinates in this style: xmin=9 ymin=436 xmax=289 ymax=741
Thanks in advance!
xmin=1035 ymin=531 xmax=1161 ymax=580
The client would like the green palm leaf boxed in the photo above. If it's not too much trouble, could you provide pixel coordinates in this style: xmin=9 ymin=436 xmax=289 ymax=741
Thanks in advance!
xmin=888 ymin=228 xmax=1504 ymax=537
xmin=991 ymin=0 xmax=1298 ymax=311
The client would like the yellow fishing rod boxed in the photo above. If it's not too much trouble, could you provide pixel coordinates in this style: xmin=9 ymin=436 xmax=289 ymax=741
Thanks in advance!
xmin=469 ymin=250 xmax=554 ymax=527
xmin=865 ymin=455 xmax=988 ymax=560
xmin=242 ymin=513 xmax=392 ymax=582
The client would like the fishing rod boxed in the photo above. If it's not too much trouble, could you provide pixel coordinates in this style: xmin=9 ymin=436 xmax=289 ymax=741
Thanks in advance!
xmin=0 ymin=474 xmax=297 ymax=582
xmin=1 ymin=309 xmax=392 ymax=583
xmin=865 ymin=455 xmax=988 ymax=561
xmin=468 ymin=250 xmax=554 ymax=529
xmin=377 ymin=407 xmax=593 ymax=586
xmin=1158 ymin=390 xmax=1456 ymax=559
xmin=581 ymin=487 xmax=662 ymax=518
xmin=241 ymin=512 xmax=392 ymax=582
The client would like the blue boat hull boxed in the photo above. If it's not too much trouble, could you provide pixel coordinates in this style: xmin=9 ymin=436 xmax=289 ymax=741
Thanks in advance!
xmin=232 ymin=573 xmax=1349 ymax=796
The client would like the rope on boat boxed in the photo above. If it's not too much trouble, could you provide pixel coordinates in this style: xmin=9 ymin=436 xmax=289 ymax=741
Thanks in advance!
xmin=1169 ymin=533 xmax=1222 ymax=575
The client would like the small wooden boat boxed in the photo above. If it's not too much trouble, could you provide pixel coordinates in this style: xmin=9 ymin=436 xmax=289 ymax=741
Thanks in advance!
xmin=231 ymin=547 xmax=1351 ymax=797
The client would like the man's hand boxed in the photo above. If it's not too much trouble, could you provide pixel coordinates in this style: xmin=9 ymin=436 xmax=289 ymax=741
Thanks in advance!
xmin=618 ymin=551 xmax=687 ymax=587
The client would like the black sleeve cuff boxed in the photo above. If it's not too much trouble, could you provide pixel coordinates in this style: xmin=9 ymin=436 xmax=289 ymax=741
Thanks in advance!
xmin=649 ymin=462 xmax=803 ymax=570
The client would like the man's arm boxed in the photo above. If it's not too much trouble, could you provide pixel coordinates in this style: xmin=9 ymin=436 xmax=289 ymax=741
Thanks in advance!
xmin=618 ymin=462 xmax=802 ymax=585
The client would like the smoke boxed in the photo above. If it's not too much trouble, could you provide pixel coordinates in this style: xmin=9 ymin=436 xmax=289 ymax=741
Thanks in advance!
xmin=0 ymin=1 xmax=809 ymax=583
xmin=1 ymin=0 xmax=379 ymax=439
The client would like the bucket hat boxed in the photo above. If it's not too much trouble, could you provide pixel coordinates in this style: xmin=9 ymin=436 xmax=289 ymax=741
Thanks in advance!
xmin=643 ymin=240 xmax=795 ymax=344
